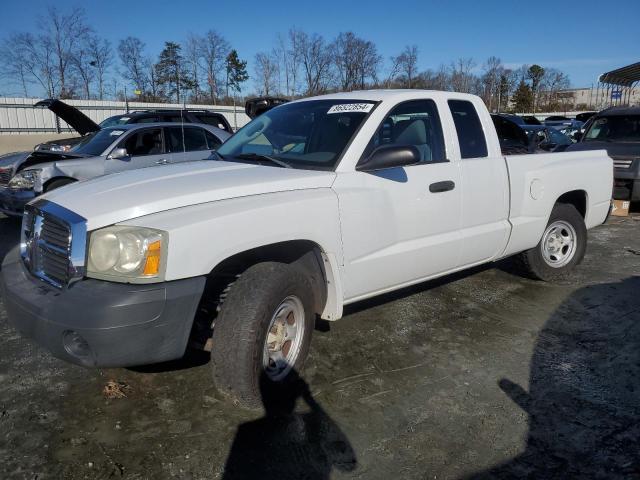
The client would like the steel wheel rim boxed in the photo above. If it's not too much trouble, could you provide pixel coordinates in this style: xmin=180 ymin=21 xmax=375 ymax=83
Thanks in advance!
xmin=541 ymin=220 xmax=577 ymax=268
xmin=263 ymin=295 xmax=305 ymax=381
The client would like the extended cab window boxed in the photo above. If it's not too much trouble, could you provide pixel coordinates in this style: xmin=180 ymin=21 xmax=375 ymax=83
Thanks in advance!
xmin=121 ymin=128 xmax=164 ymax=156
xmin=448 ymin=100 xmax=488 ymax=158
xmin=362 ymin=99 xmax=446 ymax=163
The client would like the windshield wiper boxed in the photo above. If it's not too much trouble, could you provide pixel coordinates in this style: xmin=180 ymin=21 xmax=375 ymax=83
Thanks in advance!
xmin=233 ymin=153 xmax=292 ymax=169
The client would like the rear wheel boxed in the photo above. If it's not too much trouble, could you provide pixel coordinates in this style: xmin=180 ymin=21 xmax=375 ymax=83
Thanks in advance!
xmin=210 ymin=261 xmax=316 ymax=408
xmin=515 ymin=203 xmax=587 ymax=281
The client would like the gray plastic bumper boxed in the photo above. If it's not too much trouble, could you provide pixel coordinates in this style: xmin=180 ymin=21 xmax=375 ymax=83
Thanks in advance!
xmin=0 ymin=246 xmax=206 ymax=368
xmin=0 ymin=187 xmax=35 ymax=216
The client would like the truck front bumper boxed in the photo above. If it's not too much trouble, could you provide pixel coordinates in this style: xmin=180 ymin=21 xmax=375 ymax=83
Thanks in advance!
xmin=0 ymin=187 xmax=35 ymax=216
xmin=0 ymin=247 xmax=206 ymax=368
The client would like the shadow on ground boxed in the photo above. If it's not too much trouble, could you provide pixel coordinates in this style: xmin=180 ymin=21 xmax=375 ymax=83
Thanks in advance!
xmin=466 ymin=276 xmax=640 ymax=479
xmin=223 ymin=370 xmax=357 ymax=479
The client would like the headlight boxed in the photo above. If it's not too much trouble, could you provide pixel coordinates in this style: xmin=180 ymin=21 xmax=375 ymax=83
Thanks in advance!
xmin=87 ymin=226 xmax=168 ymax=282
xmin=8 ymin=169 xmax=41 ymax=190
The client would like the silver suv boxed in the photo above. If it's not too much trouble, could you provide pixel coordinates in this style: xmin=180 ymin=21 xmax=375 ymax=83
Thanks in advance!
xmin=0 ymin=123 xmax=230 ymax=216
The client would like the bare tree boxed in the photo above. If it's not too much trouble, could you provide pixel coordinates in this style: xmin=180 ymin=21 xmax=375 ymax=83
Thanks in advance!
xmin=199 ymin=30 xmax=230 ymax=104
xmin=118 ymin=37 xmax=149 ymax=95
xmin=450 ymin=57 xmax=476 ymax=93
xmin=146 ymin=57 xmax=159 ymax=100
xmin=0 ymin=34 xmax=33 ymax=96
xmin=43 ymin=6 xmax=90 ymax=97
xmin=254 ymin=52 xmax=279 ymax=96
xmin=332 ymin=32 xmax=380 ymax=90
xmin=3 ymin=32 xmax=58 ymax=97
xmin=390 ymin=45 xmax=419 ymax=88
xmin=185 ymin=34 xmax=202 ymax=102
xmin=481 ymin=56 xmax=503 ymax=111
xmin=541 ymin=68 xmax=570 ymax=110
xmin=71 ymin=42 xmax=94 ymax=99
xmin=87 ymin=36 xmax=112 ymax=100
xmin=292 ymin=30 xmax=333 ymax=95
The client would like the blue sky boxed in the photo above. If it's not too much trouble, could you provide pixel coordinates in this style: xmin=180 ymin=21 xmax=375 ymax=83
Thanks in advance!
xmin=2 ymin=0 xmax=638 ymax=95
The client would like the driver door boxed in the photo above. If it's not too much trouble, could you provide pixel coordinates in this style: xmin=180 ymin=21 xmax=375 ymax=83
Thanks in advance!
xmin=334 ymin=99 xmax=463 ymax=301
xmin=105 ymin=127 xmax=171 ymax=174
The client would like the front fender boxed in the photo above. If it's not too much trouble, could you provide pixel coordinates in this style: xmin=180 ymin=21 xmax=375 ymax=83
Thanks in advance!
xmin=118 ymin=189 xmax=345 ymax=317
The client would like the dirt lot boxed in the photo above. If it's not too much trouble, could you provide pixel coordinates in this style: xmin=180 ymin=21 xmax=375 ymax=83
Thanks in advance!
xmin=1 ymin=213 xmax=639 ymax=479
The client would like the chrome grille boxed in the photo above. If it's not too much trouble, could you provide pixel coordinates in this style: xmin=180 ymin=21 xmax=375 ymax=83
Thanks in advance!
xmin=21 ymin=200 xmax=87 ymax=288
xmin=0 ymin=168 xmax=12 ymax=186
xmin=612 ymin=157 xmax=635 ymax=169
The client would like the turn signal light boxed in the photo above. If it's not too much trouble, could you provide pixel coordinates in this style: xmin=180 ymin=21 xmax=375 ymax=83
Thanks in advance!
xmin=143 ymin=240 xmax=162 ymax=276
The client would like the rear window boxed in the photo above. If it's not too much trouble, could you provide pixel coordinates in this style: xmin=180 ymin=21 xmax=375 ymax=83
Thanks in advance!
xmin=448 ymin=100 xmax=488 ymax=158
xmin=134 ymin=116 xmax=161 ymax=124
xmin=193 ymin=114 xmax=230 ymax=131
xmin=183 ymin=127 xmax=209 ymax=151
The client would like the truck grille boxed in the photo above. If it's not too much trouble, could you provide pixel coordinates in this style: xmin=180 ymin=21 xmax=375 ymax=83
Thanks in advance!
xmin=21 ymin=200 xmax=87 ymax=288
xmin=612 ymin=157 xmax=635 ymax=169
xmin=0 ymin=168 xmax=12 ymax=186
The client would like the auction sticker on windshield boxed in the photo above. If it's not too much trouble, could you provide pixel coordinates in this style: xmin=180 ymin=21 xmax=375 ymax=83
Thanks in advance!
xmin=327 ymin=103 xmax=374 ymax=114
xmin=110 ymin=130 xmax=125 ymax=136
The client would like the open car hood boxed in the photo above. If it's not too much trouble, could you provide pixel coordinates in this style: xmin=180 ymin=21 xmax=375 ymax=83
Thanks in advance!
xmin=245 ymin=96 xmax=289 ymax=119
xmin=34 ymin=99 xmax=100 ymax=136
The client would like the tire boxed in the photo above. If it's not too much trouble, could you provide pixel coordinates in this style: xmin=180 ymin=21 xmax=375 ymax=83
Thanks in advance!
xmin=44 ymin=178 xmax=75 ymax=193
xmin=210 ymin=261 xmax=316 ymax=409
xmin=515 ymin=203 xmax=587 ymax=282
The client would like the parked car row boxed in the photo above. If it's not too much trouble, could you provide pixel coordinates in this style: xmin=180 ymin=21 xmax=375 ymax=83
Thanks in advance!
xmin=566 ymin=106 xmax=640 ymax=201
xmin=0 ymin=100 xmax=233 ymax=216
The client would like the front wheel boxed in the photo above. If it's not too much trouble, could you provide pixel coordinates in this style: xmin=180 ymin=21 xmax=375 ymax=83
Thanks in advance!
xmin=515 ymin=203 xmax=587 ymax=281
xmin=210 ymin=262 xmax=316 ymax=408
xmin=44 ymin=178 xmax=75 ymax=192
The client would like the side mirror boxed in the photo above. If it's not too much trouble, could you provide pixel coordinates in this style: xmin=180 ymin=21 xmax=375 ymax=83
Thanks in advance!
xmin=357 ymin=145 xmax=421 ymax=172
xmin=108 ymin=147 xmax=129 ymax=160
xmin=572 ymin=131 xmax=582 ymax=142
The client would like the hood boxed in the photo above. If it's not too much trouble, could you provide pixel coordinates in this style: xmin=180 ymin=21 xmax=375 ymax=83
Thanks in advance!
xmin=34 ymin=99 xmax=100 ymax=136
xmin=42 ymin=161 xmax=336 ymax=230
xmin=0 ymin=151 xmax=31 ymax=171
xmin=566 ymin=140 xmax=640 ymax=159
xmin=17 ymin=150 xmax=87 ymax=172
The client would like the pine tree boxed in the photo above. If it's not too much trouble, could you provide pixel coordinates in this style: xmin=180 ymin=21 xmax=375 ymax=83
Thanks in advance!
xmin=225 ymin=50 xmax=248 ymax=98
xmin=512 ymin=80 xmax=534 ymax=113
xmin=155 ymin=41 xmax=194 ymax=103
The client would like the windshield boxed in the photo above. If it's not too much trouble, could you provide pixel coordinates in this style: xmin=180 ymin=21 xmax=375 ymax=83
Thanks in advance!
xmin=583 ymin=115 xmax=640 ymax=142
xmin=71 ymin=128 xmax=123 ymax=156
xmin=216 ymin=99 xmax=376 ymax=170
xmin=99 ymin=115 xmax=131 ymax=128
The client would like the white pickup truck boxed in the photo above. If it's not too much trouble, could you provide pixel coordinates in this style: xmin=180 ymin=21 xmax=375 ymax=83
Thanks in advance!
xmin=1 ymin=90 xmax=612 ymax=407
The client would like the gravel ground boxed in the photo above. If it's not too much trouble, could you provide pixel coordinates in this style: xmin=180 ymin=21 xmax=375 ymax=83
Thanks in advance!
xmin=0 ymin=212 xmax=639 ymax=479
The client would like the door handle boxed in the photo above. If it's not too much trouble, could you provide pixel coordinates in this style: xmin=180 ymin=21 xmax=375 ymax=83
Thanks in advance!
xmin=429 ymin=180 xmax=455 ymax=193
xmin=155 ymin=159 xmax=169 ymax=165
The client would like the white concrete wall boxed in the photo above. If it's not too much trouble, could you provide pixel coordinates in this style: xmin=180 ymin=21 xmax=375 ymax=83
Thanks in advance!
xmin=0 ymin=97 xmax=250 ymax=134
